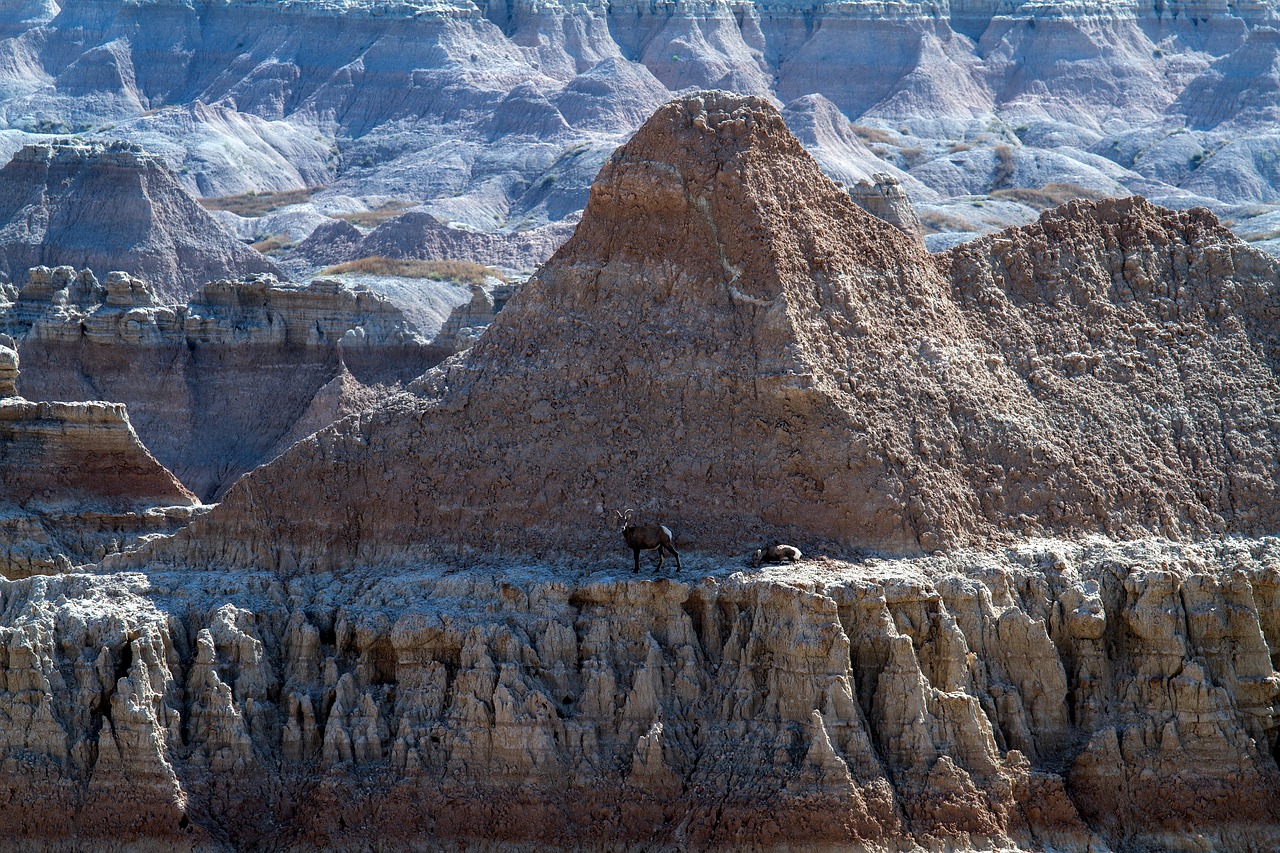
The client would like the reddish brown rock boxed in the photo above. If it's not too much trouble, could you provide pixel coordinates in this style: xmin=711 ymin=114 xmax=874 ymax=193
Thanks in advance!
xmin=148 ymin=91 xmax=1280 ymax=572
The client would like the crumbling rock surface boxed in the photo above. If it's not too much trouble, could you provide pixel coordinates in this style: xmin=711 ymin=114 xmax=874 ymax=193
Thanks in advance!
xmin=0 ymin=140 xmax=279 ymax=301
xmin=2 ymin=540 xmax=1278 ymax=850
xmin=0 ymin=345 xmax=199 ymax=577
xmin=4 ymin=269 xmax=435 ymax=501
xmin=138 ymin=92 xmax=1280 ymax=571
xmin=847 ymin=173 xmax=926 ymax=245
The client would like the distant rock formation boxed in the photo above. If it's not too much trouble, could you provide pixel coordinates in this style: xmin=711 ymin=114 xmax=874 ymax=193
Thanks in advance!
xmin=295 ymin=211 xmax=577 ymax=273
xmin=0 ymin=344 xmax=199 ymax=577
xmin=5 ymin=268 xmax=437 ymax=500
xmin=0 ymin=140 xmax=279 ymax=300
xmin=0 ymin=340 xmax=16 ymax=396
xmin=431 ymin=281 xmax=517 ymax=356
xmin=847 ymin=173 xmax=926 ymax=245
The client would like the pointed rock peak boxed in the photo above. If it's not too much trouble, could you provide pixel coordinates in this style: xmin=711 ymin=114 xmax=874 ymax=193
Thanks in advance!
xmin=534 ymin=90 xmax=933 ymax=321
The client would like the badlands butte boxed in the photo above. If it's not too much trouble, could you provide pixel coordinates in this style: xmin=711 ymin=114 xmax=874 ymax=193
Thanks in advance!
xmin=0 ymin=90 xmax=1279 ymax=852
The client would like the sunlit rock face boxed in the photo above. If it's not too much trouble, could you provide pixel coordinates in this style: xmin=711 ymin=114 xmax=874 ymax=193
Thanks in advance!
xmin=0 ymin=0 xmax=1278 ymax=263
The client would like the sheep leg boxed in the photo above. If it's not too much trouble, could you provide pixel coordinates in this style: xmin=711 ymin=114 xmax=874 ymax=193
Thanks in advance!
xmin=666 ymin=544 xmax=681 ymax=573
xmin=633 ymin=548 xmax=641 ymax=573
xmin=655 ymin=547 xmax=664 ymax=573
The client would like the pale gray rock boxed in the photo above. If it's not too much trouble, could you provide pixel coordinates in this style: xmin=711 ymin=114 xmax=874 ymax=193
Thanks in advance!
xmin=0 ymin=139 xmax=278 ymax=300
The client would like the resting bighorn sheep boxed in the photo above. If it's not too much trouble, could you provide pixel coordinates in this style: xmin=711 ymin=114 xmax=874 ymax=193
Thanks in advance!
xmin=615 ymin=510 xmax=681 ymax=573
xmin=752 ymin=542 xmax=802 ymax=566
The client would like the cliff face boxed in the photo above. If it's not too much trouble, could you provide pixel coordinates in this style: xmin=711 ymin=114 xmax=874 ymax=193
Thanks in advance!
xmin=5 ymin=92 xmax=1280 ymax=853
xmin=0 ymin=141 xmax=279 ymax=301
xmin=0 ymin=541 xmax=1276 ymax=850
xmin=3 ymin=269 xmax=435 ymax=501
xmin=0 ymin=0 xmax=1276 ymax=256
xmin=138 ymin=93 xmax=1280 ymax=571
xmin=0 ymin=343 xmax=199 ymax=578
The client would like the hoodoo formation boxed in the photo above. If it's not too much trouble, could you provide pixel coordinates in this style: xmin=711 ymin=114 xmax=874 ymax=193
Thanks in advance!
xmin=1 ymin=93 xmax=1280 ymax=853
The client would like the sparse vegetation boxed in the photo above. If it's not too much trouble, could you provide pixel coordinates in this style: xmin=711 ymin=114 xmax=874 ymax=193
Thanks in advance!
xmin=320 ymin=257 xmax=508 ymax=286
xmin=251 ymin=234 xmax=295 ymax=255
xmin=1240 ymin=228 xmax=1280 ymax=243
xmin=920 ymin=211 xmax=979 ymax=234
xmin=850 ymin=124 xmax=896 ymax=145
xmin=201 ymin=188 xmax=319 ymax=217
xmin=991 ymin=145 xmax=1017 ymax=190
xmin=948 ymin=142 xmax=972 ymax=154
xmin=900 ymin=146 xmax=926 ymax=168
xmin=336 ymin=201 xmax=412 ymax=229
xmin=990 ymin=183 xmax=1109 ymax=211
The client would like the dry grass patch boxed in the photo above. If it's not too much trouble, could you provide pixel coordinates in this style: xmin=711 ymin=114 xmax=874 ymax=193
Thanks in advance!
xmin=920 ymin=211 xmax=979 ymax=234
xmin=336 ymin=201 xmax=413 ymax=229
xmin=850 ymin=124 xmax=896 ymax=145
xmin=321 ymin=257 xmax=508 ymax=286
xmin=201 ymin=187 xmax=319 ymax=217
xmin=251 ymin=234 xmax=295 ymax=255
xmin=991 ymin=183 xmax=1109 ymax=211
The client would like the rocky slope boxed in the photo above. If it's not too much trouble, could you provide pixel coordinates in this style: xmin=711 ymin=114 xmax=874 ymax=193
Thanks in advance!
xmin=0 ymin=140 xmax=279 ymax=300
xmin=0 ymin=341 xmax=200 ymax=578
xmin=1 ymin=268 xmax=436 ymax=501
xmin=0 ymin=540 xmax=1276 ymax=850
xmin=0 ymin=0 xmax=1278 ymax=261
xmin=135 ymin=92 xmax=1280 ymax=572
xmin=1 ymin=90 xmax=1280 ymax=852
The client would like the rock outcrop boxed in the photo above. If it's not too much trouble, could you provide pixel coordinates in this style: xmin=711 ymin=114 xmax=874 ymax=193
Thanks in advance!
xmin=847 ymin=173 xmax=925 ymax=245
xmin=1 ymin=541 xmax=1278 ymax=850
xmin=135 ymin=92 xmax=1280 ymax=571
xmin=0 ymin=340 xmax=16 ymax=396
xmin=4 ymin=269 xmax=435 ymax=500
xmin=295 ymin=211 xmax=578 ymax=273
xmin=0 ymin=347 xmax=199 ymax=577
xmin=431 ymin=280 xmax=517 ymax=356
xmin=0 ymin=140 xmax=279 ymax=300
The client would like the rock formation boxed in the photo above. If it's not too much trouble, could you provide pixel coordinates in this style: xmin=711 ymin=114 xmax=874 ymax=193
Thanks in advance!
xmin=4 ymin=268 xmax=436 ymax=500
xmin=132 ymin=92 xmax=1280 ymax=573
xmin=0 ymin=87 xmax=1278 ymax=852
xmin=0 ymin=344 xmax=199 ymax=577
xmin=0 ymin=541 xmax=1276 ymax=850
xmin=847 ymin=173 xmax=926 ymax=245
xmin=0 ymin=340 xmax=16 ymax=396
xmin=432 ymin=280 xmax=517 ymax=356
xmin=0 ymin=140 xmax=279 ymax=300
xmin=295 ymin=211 xmax=578 ymax=273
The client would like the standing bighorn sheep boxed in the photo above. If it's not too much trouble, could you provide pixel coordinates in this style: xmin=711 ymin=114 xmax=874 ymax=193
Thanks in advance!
xmin=615 ymin=510 xmax=681 ymax=573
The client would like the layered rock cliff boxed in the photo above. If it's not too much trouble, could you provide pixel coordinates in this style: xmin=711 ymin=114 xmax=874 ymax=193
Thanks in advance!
xmin=0 ymin=140 xmax=279 ymax=300
xmin=2 ymin=268 xmax=435 ymax=500
xmin=0 ymin=344 xmax=199 ymax=578
xmin=1 ymin=0 xmax=1278 ymax=256
xmin=5 ymin=91 xmax=1280 ymax=853
xmin=0 ymin=541 xmax=1277 ymax=850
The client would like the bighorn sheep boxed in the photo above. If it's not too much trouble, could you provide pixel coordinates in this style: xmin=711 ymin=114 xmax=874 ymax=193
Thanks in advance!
xmin=615 ymin=510 xmax=681 ymax=573
xmin=752 ymin=542 xmax=802 ymax=566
